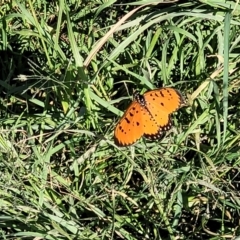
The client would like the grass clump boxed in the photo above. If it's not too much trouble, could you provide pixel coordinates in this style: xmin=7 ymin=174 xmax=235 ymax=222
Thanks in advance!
xmin=0 ymin=0 xmax=240 ymax=239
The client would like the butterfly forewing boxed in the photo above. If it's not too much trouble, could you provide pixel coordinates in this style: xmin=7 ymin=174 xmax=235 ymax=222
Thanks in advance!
xmin=114 ymin=101 xmax=145 ymax=146
xmin=144 ymin=88 xmax=184 ymax=113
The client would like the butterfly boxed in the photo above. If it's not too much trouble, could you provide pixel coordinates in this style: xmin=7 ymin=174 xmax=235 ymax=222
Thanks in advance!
xmin=114 ymin=87 xmax=185 ymax=147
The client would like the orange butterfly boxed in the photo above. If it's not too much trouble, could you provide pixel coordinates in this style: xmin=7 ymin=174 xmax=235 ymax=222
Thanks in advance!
xmin=114 ymin=87 xmax=185 ymax=147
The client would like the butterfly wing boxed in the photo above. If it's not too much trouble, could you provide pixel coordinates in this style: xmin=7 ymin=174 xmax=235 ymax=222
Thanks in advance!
xmin=114 ymin=101 xmax=144 ymax=146
xmin=140 ymin=104 xmax=164 ymax=140
xmin=144 ymin=87 xmax=185 ymax=113
xmin=143 ymin=87 xmax=185 ymax=138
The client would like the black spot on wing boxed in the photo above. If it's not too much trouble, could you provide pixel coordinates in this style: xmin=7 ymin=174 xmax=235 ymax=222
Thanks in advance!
xmin=124 ymin=117 xmax=130 ymax=124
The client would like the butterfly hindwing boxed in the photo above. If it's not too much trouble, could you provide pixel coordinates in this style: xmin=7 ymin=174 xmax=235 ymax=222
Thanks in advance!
xmin=135 ymin=103 xmax=162 ymax=139
xmin=143 ymin=101 xmax=171 ymax=139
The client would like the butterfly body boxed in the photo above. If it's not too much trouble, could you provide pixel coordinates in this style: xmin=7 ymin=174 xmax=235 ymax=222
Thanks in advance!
xmin=114 ymin=87 xmax=185 ymax=147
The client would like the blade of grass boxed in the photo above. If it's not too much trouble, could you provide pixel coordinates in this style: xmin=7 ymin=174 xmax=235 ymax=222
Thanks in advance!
xmin=222 ymin=11 xmax=231 ymax=142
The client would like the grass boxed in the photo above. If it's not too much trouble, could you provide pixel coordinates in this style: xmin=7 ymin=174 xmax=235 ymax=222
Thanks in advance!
xmin=0 ymin=0 xmax=240 ymax=239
